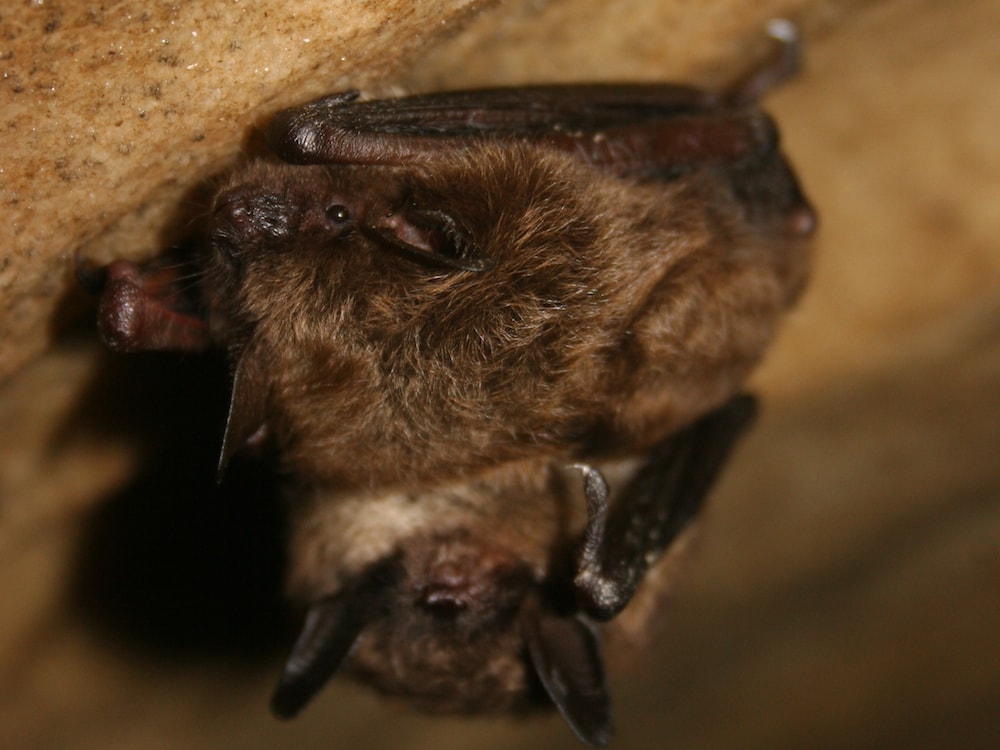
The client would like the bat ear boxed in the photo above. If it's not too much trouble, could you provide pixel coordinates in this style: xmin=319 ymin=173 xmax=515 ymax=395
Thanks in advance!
xmin=217 ymin=352 xmax=269 ymax=482
xmin=366 ymin=207 xmax=494 ymax=272
xmin=270 ymin=596 xmax=366 ymax=719
xmin=522 ymin=601 xmax=614 ymax=747
xmin=271 ymin=559 xmax=396 ymax=719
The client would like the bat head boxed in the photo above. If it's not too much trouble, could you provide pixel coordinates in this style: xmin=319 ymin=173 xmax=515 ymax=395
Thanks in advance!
xmin=271 ymin=527 xmax=614 ymax=747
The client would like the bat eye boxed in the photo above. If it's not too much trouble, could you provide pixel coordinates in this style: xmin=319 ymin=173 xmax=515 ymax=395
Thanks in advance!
xmin=323 ymin=203 xmax=356 ymax=239
xmin=325 ymin=204 xmax=352 ymax=224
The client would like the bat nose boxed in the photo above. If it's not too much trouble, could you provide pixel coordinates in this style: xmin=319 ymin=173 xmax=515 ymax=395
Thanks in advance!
xmin=212 ymin=186 xmax=293 ymax=251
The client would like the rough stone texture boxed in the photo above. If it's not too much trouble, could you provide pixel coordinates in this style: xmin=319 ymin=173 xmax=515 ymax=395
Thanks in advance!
xmin=405 ymin=0 xmax=825 ymax=87
xmin=2 ymin=0 xmax=999 ymax=748
xmin=0 ymin=0 xmax=489 ymax=379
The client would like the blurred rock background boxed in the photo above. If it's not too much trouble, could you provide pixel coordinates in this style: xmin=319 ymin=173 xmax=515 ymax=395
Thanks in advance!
xmin=1 ymin=0 xmax=998 ymax=747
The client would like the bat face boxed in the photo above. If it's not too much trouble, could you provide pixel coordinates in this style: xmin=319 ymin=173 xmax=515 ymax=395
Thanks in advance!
xmin=325 ymin=530 xmax=540 ymax=715
xmin=352 ymin=532 xmax=532 ymax=698
xmin=86 ymin=22 xmax=814 ymax=747
xmin=270 ymin=461 xmax=580 ymax=719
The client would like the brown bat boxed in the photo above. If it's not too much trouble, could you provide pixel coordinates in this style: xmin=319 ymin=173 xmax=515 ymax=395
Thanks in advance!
xmin=85 ymin=20 xmax=814 ymax=746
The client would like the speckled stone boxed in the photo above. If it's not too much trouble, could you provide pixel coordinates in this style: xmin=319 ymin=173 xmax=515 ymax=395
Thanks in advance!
xmin=0 ymin=0 xmax=485 ymax=379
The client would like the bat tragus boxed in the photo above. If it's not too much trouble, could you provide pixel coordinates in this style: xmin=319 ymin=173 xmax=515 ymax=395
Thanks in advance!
xmin=85 ymin=20 xmax=814 ymax=747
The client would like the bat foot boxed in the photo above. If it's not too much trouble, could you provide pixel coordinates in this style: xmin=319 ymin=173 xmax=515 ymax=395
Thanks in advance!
xmin=726 ymin=19 xmax=803 ymax=105
xmin=90 ymin=259 xmax=210 ymax=352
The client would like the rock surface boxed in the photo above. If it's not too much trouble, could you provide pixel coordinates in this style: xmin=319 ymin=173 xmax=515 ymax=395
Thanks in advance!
xmin=2 ymin=0 xmax=999 ymax=748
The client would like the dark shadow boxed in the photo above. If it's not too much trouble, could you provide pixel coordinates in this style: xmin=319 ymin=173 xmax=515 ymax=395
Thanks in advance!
xmin=63 ymin=344 xmax=291 ymax=662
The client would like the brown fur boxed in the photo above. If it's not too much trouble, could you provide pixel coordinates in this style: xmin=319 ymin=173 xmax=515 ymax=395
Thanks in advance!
xmin=203 ymin=141 xmax=810 ymax=490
